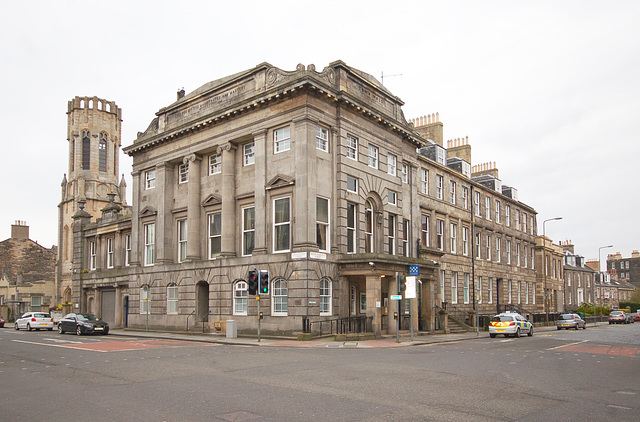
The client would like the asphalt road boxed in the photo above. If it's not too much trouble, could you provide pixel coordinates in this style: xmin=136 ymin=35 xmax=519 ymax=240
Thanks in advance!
xmin=1 ymin=323 xmax=639 ymax=421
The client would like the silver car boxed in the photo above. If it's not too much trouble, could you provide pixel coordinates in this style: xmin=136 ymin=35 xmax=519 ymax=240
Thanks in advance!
xmin=556 ymin=313 xmax=586 ymax=330
xmin=14 ymin=312 xmax=54 ymax=331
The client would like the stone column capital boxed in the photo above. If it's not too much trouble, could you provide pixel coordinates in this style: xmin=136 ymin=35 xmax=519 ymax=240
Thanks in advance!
xmin=183 ymin=154 xmax=201 ymax=164
xmin=216 ymin=143 xmax=237 ymax=154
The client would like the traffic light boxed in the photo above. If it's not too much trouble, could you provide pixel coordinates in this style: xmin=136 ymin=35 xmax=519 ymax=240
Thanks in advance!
xmin=248 ymin=270 xmax=258 ymax=295
xmin=259 ymin=270 xmax=269 ymax=295
xmin=397 ymin=274 xmax=406 ymax=294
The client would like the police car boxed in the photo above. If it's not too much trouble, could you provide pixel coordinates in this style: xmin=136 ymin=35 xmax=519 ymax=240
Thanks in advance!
xmin=489 ymin=311 xmax=533 ymax=338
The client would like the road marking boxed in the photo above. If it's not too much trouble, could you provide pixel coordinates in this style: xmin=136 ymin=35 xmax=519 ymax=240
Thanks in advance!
xmin=42 ymin=338 xmax=84 ymax=344
xmin=547 ymin=340 xmax=587 ymax=351
xmin=607 ymin=404 xmax=631 ymax=410
xmin=12 ymin=339 xmax=91 ymax=351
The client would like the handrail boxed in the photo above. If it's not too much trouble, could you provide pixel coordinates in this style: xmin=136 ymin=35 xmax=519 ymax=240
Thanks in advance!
xmin=307 ymin=316 xmax=373 ymax=335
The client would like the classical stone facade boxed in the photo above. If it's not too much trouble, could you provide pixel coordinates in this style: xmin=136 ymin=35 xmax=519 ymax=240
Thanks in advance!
xmin=71 ymin=61 xmax=538 ymax=335
xmin=0 ymin=222 xmax=56 ymax=321
xmin=561 ymin=241 xmax=597 ymax=311
xmin=535 ymin=236 xmax=564 ymax=314
xmin=56 ymin=97 xmax=128 ymax=317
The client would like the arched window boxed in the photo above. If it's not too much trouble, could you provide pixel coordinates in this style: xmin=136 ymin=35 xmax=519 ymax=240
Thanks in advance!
xmin=233 ymin=281 xmax=248 ymax=316
xmin=272 ymin=279 xmax=288 ymax=316
xmin=99 ymin=133 xmax=107 ymax=172
xmin=167 ymin=284 xmax=178 ymax=314
xmin=320 ymin=278 xmax=332 ymax=316
xmin=365 ymin=200 xmax=374 ymax=253
xmin=82 ymin=131 xmax=91 ymax=169
xmin=70 ymin=139 xmax=74 ymax=172
xmin=140 ymin=285 xmax=150 ymax=315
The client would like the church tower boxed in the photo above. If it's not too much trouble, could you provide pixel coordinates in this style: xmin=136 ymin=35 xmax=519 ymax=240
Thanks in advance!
xmin=56 ymin=96 xmax=127 ymax=312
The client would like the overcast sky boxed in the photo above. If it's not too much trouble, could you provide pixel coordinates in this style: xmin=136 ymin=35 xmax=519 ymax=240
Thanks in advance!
xmin=1 ymin=1 xmax=638 ymax=267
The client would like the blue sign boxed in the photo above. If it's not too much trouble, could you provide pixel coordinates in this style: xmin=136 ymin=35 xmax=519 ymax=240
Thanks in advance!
xmin=408 ymin=265 xmax=420 ymax=276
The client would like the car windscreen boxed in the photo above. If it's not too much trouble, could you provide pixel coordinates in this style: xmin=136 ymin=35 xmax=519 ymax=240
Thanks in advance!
xmin=77 ymin=314 xmax=99 ymax=321
xmin=611 ymin=311 xmax=623 ymax=315
xmin=34 ymin=314 xmax=50 ymax=318
xmin=560 ymin=315 xmax=574 ymax=320
xmin=491 ymin=316 xmax=514 ymax=322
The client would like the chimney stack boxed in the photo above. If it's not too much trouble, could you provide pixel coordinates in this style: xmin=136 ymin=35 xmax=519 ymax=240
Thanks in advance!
xmin=11 ymin=220 xmax=29 ymax=240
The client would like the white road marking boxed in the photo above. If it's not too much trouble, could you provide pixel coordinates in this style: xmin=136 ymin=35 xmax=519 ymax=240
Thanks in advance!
xmin=11 ymin=339 xmax=106 ymax=352
xmin=546 ymin=340 xmax=587 ymax=351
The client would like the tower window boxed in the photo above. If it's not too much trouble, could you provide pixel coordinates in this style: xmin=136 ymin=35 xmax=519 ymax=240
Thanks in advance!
xmin=99 ymin=133 xmax=107 ymax=172
xmin=82 ymin=131 xmax=91 ymax=169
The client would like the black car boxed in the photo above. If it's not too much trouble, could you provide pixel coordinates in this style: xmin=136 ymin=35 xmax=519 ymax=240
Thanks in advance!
xmin=58 ymin=313 xmax=109 ymax=335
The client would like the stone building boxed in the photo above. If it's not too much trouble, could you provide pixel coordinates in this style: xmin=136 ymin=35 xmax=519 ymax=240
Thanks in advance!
xmin=70 ymin=61 xmax=537 ymax=335
xmin=0 ymin=222 xmax=56 ymax=321
xmin=535 ymin=236 xmax=565 ymax=314
xmin=561 ymin=240 xmax=597 ymax=311
xmin=56 ymin=96 xmax=129 ymax=316
xmin=607 ymin=251 xmax=640 ymax=290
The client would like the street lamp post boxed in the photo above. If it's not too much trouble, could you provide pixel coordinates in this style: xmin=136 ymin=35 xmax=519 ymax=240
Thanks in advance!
xmin=542 ymin=217 xmax=562 ymax=325
xmin=596 ymin=245 xmax=613 ymax=325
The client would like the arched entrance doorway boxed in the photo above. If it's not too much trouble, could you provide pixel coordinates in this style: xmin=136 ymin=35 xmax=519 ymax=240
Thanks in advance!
xmin=63 ymin=288 xmax=72 ymax=314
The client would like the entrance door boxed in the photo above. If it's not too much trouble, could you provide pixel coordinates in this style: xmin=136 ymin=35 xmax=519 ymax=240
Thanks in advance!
xmin=101 ymin=289 xmax=116 ymax=326
xmin=196 ymin=281 xmax=210 ymax=323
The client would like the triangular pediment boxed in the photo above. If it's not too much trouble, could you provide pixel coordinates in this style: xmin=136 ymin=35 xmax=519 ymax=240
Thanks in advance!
xmin=266 ymin=174 xmax=295 ymax=190
xmin=202 ymin=194 xmax=222 ymax=207
xmin=139 ymin=206 xmax=157 ymax=217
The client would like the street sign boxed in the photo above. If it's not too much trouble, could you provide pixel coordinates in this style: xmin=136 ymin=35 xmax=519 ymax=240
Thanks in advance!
xmin=408 ymin=265 xmax=420 ymax=276
xmin=390 ymin=295 xmax=403 ymax=300
xmin=405 ymin=276 xmax=417 ymax=299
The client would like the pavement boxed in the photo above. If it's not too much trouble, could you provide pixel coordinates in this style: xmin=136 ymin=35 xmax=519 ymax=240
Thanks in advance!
xmin=108 ymin=322 xmax=591 ymax=349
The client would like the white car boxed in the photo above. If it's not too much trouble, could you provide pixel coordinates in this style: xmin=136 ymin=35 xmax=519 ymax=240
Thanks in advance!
xmin=14 ymin=312 xmax=54 ymax=331
xmin=489 ymin=311 xmax=533 ymax=338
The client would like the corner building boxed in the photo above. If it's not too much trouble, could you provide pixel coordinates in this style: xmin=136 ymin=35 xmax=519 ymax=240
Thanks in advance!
xmin=76 ymin=61 xmax=538 ymax=335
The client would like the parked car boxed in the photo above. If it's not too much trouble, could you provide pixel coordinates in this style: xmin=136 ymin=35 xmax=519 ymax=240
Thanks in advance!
xmin=14 ymin=312 xmax=54 ymax=331
xmin=608 ymin=311 xmax=627 ymax=324
xmin=0 ymin=316 xmax=5 ymax=328
xmin=556 ymin=313 xmax=586 ymax=330
xmin=634 ymin=313 xmax=640 ymax=322
xmin=624 ymin=312 xmax=635 ymax=324
xmin=489 ymin=311 xmax=533 ymax=338
xmin=58 ymin=313 xmax=109 ymax=335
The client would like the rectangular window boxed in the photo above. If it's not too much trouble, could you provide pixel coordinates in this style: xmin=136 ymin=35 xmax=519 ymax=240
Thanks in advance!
xmin=495 ymin=200 xmax=500 ymax=223
xmin=274 ymin=126 xmax=291 ymax=153
xmin=421 ymin=169 xmax=428 ymax=194
xmin=505 ymin=205 xmax=511 ymax=227
xmin=474 ymin=191 xmax=481 ymax=216
xmin=346 ymin=175 xmax=358 ymax=193
xmin=140 ymin=287 xmax=150 ymax=314
xmin=387 ymin=154 xmax=397 ymax=176
xmin=485 ymin=234 xmax=491 ymax=261
xmin=475 ymin=232 xmax=481 ymax=259
xmin=347 ymin=202 xmax=357 ymax=254
xmin=403 ymin=219 xmax=410 ymax=257
xmin=516 ymin=243 xmax=521 ymax=266
xmin=462 ymin=187 xmax=469 ymax=209
xmin=346 ymin=135 xmax=358 ymax=160
xmin=208 ymin=213 xmax=221 ymax=258
xmin=320 ymin=279 xmax=331 ymax=315
xmin=508 ymin=280 xmax=512 ymax=304
xmin=477 ymin=276 xmax=483 ymax=304
xmin=234 ymin=282 xmax=248 ymax=316
xmin=450 ymin=181 xmax=456 ymax=204
xmin=274 ymin=197 xmax=291 ymax=252
xmin=488 ymin=277 xmax=493 ymax=304
xmin=506 ymin=239 xmax=511 ymax=264
xmin=436 ymin=175 xmax=443 ymax=200
xmin=365 ymin=204 xmax=374 ymax=253
xmin=485 ymin=196 xmax=491 ymax=220
xmin=421 ymin=215 xmax=430 ymax=247
xmin=464 ymin=273 xmax=470 ymax=304
xmin=243 ymin=142 xmax=255 ymax=166
xmin=525 ymin=282 xmax=529 ymax=304
xmin=440 ymin=270 xmax=445 ymax=302
xmin=436 ymin=219 xmax=444 ymax=251
xmin=515 ymin=209 xmax=521 ymax=230
xmin=522 ymin=213 xmax=527 ymax=233
xmin=451 ymin=272 xmax=458 ymax=304
xmin=144 ymin=223 xmax=155 ymax=266
xmin=242 ymin=207 xmax=255 ymax=256
xmin=388 ymin=214 xmax=396 ymax=255
xmin=518 ymin=281 xmax=522 ymax=304
xmin=89 ymin=240 xmax=96 ymax=270
xmin=524 ymin=246 xmax=528 ymax=267
xmin=125 ymin=234 xmax=131 ymax=267
xmin=450 ymin=223 xmax=457 ymax=254
xmin=167 ymin=285 xmax=178 ymax=314
xmin=401 ymin=163 xmax=409 ymax=183
xmin=145 ymin=169 xmax=156 ymax=190
xmin=388 ymin=190 xmax=397 ymax=206
xmin=106 ymin=238 xmax=114 ymax=269
xmin=462 ymin=226 xmax=469 ymax=256
xmin=496 ymin=237 xmax=501 ymax=263
xmin=531 ymin=216 xmax=535 ymax=235
xmin=532 ymin=282 xmax=536 ymax=304
xmin=178 ymin=162 xmax=189 ymax=184
xmin=368 ymin=144 xmax=379 ymax=168
xmin=177 ymin=219 xmax=188 ymax=263
xmin=316 ymin=126 xmax=328 ymax=152
xmin=209 ymin=153 xmax=221 ymax=175
xmin=316 ymin=197 xmax=330 ymax=253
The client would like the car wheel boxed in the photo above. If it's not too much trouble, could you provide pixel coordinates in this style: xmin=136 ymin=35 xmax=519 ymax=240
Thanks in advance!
xmin=514 ymin=328 xmax=520 ymax=338
xmin=583 ymin=324 xmax=586 ymax=330
xmin=58 ymin=324 xmax=64 ymax=334
xmin=27 ymin=323 xmax=32 ymax=331
xmin=76 ymin=326 xmax=82 ymax=336
xmin=575 ymin=324 xmax=579 ymax=330
xmin=14 ymin=322 xmax=19 ymax=330
xmin=490 ymin=333 xmax=496 ymax=338
xmin=557 ymin=327 xmax=561 ymax=330
xmin=528 ymin=327 xmax=533 ymax=337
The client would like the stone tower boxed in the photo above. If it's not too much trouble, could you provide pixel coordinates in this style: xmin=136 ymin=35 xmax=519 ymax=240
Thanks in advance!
xmin=56 ymin=96 xmax=126 ymax=312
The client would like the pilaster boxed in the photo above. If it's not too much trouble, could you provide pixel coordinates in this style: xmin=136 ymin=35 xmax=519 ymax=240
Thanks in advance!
xmin=185 ymin=154 xmax=202 ymax=261
xmin=218 ymin=143 xmax=237 ymax=257
xmin=292 ymin=116 xmax=318 ymax=250
xmin=252 ymin=130 xmax=268 ymax=255
xmin=130 ymin=171 xmax=141 ymax=266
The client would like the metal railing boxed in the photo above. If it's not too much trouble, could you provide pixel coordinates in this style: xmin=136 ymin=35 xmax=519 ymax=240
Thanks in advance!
xmin=307 ymin=316 xmax=373 ymax=335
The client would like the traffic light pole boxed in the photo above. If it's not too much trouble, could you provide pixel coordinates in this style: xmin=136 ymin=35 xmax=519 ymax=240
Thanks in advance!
xmin=396 ymin=272 xmax=400 ymax=343
xmin=257 ymin=295 xmax=261 ymax=343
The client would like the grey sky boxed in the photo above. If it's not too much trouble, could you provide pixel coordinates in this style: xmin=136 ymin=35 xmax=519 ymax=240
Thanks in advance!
xmin=1 ymin=0 xmax=638 ymax=266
